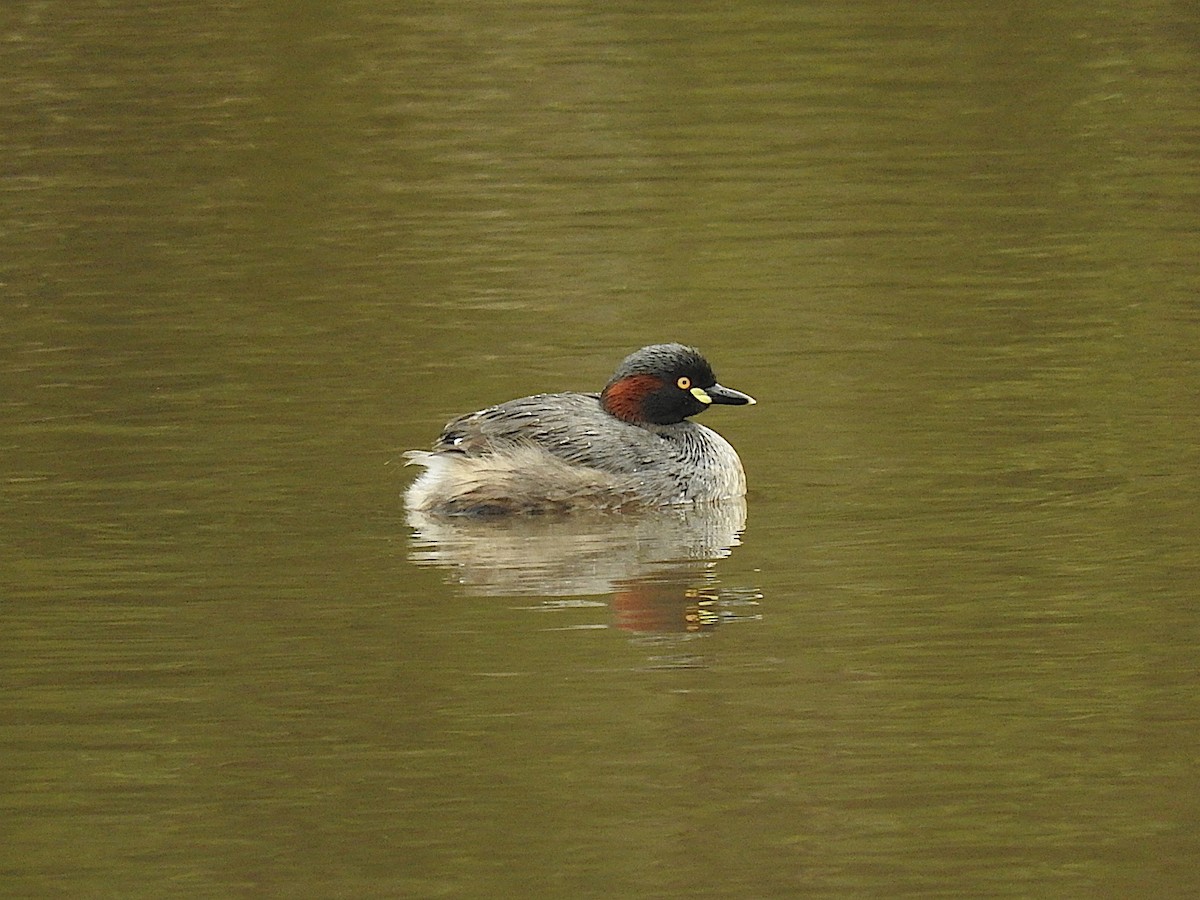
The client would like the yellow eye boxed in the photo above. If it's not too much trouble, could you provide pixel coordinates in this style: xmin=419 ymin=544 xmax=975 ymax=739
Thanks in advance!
xmin=676 ymin=376 xmax=691 ymax=390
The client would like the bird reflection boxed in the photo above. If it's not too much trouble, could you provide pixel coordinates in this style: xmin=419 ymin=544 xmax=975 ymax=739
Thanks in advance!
xmin=405 ymin=498 xmax=761 ymax=636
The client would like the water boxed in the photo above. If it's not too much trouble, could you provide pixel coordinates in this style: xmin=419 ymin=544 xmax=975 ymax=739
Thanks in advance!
xmin=3 ymin=1 xmax=1199 ymax=896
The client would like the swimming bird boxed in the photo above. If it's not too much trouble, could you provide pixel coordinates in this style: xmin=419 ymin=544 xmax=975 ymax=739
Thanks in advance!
xmin=404 ymin=343 xmax=755 ymax=516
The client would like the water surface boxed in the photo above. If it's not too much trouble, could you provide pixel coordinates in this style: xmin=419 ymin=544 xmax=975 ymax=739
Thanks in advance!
xmin=3 ymin=1 xmax=1199 ymax=896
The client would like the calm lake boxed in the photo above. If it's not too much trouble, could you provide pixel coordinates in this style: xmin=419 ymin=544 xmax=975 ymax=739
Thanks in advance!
xmin=4 ymin=1 xmax=1199 ymax=896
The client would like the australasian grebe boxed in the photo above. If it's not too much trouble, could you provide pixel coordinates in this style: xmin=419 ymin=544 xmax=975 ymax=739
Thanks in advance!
xmin=404 ymin=343 xmax=755 ymax=516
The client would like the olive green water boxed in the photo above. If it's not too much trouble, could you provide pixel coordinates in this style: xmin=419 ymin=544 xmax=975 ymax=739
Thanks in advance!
xmin=4 ymin=2 xmax=1199 ymax=897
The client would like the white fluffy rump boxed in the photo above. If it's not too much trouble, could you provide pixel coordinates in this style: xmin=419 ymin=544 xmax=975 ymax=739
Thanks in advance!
xmin=404 ymin=446 xmax=644 ymax=516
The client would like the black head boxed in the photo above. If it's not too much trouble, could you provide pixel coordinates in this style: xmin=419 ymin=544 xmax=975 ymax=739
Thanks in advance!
xmin=600 ymin=343 xmax=755 ymax=425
